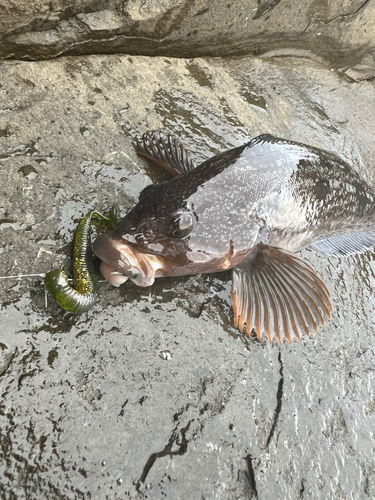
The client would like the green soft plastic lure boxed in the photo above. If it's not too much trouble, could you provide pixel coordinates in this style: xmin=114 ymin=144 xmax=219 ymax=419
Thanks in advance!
xmin=45 ymin=206 xmax=119 ymax=314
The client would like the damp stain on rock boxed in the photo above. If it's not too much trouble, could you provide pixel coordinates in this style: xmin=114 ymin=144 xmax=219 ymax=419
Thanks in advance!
xmin=79 ymin=158 xmax=138 ymax=195
xmin=18 ymin=165 xmax=38 ymax=179
xmin=186 ymin=61 xmax=213 ymax=88
xmin=0 ymin=128 xmax=11 ymax=137
xmin=238 ymin=86 xmax=267 ymax=111
xmin=47 ymin=347 xmax=58 ymax=367
xmin=79 ymin=126 xmax=90 ymax=137
xmin=153 ymin=88 xmax=250 ymax=160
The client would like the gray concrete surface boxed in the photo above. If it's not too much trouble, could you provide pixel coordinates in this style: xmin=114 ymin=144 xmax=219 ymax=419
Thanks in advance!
xmin=1 ymin=54 xmax=375 ymax=499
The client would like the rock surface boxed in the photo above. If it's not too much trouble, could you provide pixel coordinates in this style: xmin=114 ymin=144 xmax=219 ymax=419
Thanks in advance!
xmin=1 ymin=0 xmax=375 ymax=78
xmin=1 ymin=54 xmax=375 ymax=499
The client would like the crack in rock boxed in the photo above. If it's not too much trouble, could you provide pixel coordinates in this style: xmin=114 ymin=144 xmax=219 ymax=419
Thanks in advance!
xmin=244 ymin=455 xmax=258 ymax=498
xmin=233 ymin=454 xmax=259 ymax=499
xmin=118 ymin=399 xmax=128 ymax=418
xmin=134 ymin=420 xmax=192 ymax=491
xmin=243 ymin=454 xmax=258 ymax=499
xmin=252 ymin=0 xmax=282 ymax=20
xmin=317 ymin=0 xmax=370 ymax=25
xmin=265 ymin=351 xmax=284 ymax=449
xmin=300 ymin=477 xmax=305 ymax=498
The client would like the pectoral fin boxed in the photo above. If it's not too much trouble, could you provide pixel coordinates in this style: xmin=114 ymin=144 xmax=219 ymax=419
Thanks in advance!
xmin=132 ymin=131 xmax=197 ymax=177
xmin=231 ymin=243 xmax=332 ymax=344
xmin=310 ymin=230 xmax=375 ymax=257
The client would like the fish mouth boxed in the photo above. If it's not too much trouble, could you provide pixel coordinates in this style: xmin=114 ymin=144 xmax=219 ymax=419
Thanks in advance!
xmin=93 ymin=233 xmax=165 ymax=287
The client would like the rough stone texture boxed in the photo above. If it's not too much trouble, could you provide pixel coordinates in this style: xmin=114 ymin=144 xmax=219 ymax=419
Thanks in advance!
xmin=0 ymin=0 xmax=375 ymax=77
xmin=1 ymin=54 xmax=375 ymax=499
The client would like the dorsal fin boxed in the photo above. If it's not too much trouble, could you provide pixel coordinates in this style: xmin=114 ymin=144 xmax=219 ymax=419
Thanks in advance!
xmin=132 ymin=132 xmax=197 ymax=177
xmin=231 ymin=243 xmax=332 ymax=344
xmin=310 ymin=230 xmax=375 ymax=257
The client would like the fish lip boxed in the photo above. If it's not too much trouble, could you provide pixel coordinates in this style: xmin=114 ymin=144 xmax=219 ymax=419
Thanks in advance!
xmin=93 ymin=233 xmax=164 ymax=287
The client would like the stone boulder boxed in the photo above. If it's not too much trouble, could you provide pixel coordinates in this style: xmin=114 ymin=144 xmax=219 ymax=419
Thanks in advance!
xmin=1 ymin=0 xmax=375 ymax=80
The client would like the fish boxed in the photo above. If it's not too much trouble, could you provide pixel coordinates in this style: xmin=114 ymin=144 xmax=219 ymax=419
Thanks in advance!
xmin=93 ymin=132 xmax=375 ymax=343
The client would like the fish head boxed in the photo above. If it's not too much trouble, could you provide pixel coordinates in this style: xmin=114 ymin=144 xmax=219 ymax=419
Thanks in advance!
xmin=93 ymin=178 xmax=254 ymax=287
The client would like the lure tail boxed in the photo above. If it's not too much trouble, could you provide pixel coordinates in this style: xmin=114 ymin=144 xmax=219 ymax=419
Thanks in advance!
xmin=45 ymin=206 xmax=119 ymax=314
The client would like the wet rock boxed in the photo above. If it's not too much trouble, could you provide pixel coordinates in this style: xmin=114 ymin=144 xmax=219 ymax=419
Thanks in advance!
xmin=1 ymin=54 xmax=375 ymax=499
xmin=0 ymin=0 xmax=375 ymax=73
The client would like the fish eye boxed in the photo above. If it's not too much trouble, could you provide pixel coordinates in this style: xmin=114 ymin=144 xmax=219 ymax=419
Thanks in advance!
xmin=168 ymin=212 xmax=194 ymax=238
